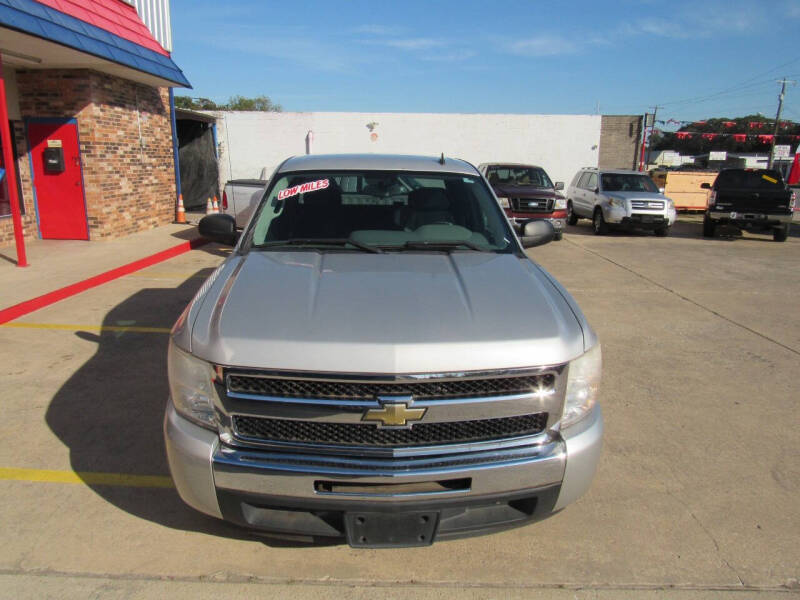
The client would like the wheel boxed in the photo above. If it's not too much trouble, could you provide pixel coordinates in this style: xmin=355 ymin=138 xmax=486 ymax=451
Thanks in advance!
xmin=566 ymin=201 xmax=578 ymax=225
xmin=592 ymin=208 xmax=608 ymax=235
xmin=773 ymin=223 xmax=789 ymax=242
xmin=654 ymin=226 xmax=669 ymax=237
xmin=702 ymin=216 xmax=716 ymax=238
xmin=554 ymin=232 xmax=563 ymax=241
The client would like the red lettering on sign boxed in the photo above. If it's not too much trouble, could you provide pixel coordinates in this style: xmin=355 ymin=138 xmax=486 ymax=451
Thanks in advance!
xmin=277 ymin=179 xmax=329 ymax=200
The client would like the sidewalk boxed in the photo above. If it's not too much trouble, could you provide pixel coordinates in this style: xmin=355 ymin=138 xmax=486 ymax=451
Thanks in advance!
xmin=0 ymin=223 xmax=203 ymax=312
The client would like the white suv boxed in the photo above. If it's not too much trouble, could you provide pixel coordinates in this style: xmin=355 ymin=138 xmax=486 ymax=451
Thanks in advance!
xmin=566 ymin=168 xmax=676 ymax=236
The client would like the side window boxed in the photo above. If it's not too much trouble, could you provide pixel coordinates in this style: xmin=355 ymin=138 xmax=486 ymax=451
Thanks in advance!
xmin=577 ymin=172 xmax=590 ymax=189
xmin=586 ymin=173 xmax=597 ymax=192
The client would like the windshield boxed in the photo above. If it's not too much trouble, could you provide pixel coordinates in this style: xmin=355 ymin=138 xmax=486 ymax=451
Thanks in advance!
xmin=714 ymin=169 xmax=785 ymax=190
xmin=486 ymin=166 xmax=553 ymax=188
xmin=600 ymin=174 xmax=659 ymax=193
xmin=245 ymin=170 xmax=515 ymax=253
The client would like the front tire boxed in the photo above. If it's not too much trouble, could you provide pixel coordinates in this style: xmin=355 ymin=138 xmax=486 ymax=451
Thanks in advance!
xmin=554 ymin=232 xmax=563 ymax=241
xmin=567 ymin=201 xmax=578 ymax=225
xmin=773 ymin=223 xmax=789 ymax=242
xmin=593 ymin=208 xmax=608 ymax=235
xmin=702 ymin=216 xmax=716 ymax=238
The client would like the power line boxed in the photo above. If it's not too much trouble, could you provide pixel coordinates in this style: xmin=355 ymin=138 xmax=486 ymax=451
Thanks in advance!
xmin=657 ymin=56 xmax=800 ymax=108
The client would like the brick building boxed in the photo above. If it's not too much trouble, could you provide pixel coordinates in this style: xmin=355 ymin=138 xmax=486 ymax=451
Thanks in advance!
xmin=0 ymin=0 xmax=189 ymax=259
xmin=598 ymin=115 xmax=644 ymax=170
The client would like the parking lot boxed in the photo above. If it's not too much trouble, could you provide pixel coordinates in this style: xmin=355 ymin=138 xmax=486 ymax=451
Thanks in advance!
xmin=0 ymin=215 xmax=798 ymax=598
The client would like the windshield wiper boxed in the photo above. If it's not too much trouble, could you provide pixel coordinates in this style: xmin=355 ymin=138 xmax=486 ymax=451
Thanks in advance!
xmin=256 ymin=238 xmax=383 ymax=253
xmin=396 ymin=240 xmax=486 ymax=252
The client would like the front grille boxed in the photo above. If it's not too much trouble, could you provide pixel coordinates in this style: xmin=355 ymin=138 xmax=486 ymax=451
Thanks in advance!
xmin=631 ymin=200 xmax=664 ymax=210
xmin=511 ymin=198 xmax=554 ymax=212
xmin=228 ymin=373 xmax=555 ymax=401
xmin=233 ymin=413 xmax=548 ymax=447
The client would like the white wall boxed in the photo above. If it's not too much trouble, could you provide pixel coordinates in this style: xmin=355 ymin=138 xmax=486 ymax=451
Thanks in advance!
xmin=212 ymin=111 xmax=601 ymax=189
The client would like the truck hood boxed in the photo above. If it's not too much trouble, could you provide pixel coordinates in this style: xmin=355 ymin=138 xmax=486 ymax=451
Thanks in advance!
xmin=492 ymin=184 xmax=561 ymax=199
xmin=187 ymin=251 xmax=585 ymax=373
xmin=605 ymin=191 xmax=668 ymax=202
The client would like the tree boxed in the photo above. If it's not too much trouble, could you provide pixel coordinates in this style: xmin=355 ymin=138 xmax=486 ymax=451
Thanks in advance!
xmin=174 ymin=96 xmax=220 ymax=110
xmin=650 ymin=114 xmax=800 ymax=155
xmin=225 ymin=95 xmax=282 ymax=112
xmin=173 ymin=95 xmax=282 ymax=112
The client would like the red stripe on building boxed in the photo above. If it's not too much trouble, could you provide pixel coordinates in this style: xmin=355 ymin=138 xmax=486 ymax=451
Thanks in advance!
xmin=35 ymin=0 xmax=169 ymax=56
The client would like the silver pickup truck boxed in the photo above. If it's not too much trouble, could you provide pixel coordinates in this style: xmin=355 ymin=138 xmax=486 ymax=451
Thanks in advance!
xmin=165 ymin=154 xmax=603 ymax=547
xmin=222 ymin=178 xmax=267 ymax=228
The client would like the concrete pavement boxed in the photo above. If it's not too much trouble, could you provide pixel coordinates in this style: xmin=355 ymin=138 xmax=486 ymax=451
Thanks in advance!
xmin=0 ymin=223 xmax=204 ymax=311
xmin=0 ymin=216 xmax=798 ymax=598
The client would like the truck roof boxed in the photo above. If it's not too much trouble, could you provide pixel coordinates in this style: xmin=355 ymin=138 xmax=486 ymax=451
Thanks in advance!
xmin=479 ymin=162 xmax=545 ymax=170
xmin=278 ymin=154 xmax=478 ymax=175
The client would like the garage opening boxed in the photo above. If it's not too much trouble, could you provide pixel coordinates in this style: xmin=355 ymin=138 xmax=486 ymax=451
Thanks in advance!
xmin=176 ymin=109 xmax=218 ymax=210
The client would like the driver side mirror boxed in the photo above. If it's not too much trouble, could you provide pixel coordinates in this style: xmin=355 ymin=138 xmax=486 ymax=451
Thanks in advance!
xmin=199 ymin=214 xmax=239 ymax=246
xmin=519 ymin=220 xmax=555 ymax=248
xmin=554 ymin=181 xmax=564 ymax=191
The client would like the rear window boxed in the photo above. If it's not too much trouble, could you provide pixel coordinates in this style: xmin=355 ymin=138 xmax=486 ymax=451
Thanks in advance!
xmin=714 ymin=170 xmax=785 ymax=190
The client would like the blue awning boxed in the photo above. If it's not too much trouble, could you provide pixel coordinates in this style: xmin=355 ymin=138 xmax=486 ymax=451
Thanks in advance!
xmin=0 ymin=0 xmax=190 ymax=88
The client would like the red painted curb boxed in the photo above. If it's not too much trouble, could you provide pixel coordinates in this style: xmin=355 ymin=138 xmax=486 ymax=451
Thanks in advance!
xmin=0 ymin=237 xmax=208 ymax=325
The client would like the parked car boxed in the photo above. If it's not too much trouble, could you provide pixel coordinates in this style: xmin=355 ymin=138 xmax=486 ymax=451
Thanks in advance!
xmin=222 ymin=178 xmax=268 ymax=228
xmin=166 ymin=154 xmax=603 ymax=548
xmin=566 ymin=168 xmax=677 ymax=236
xmin=478 ymin=163 xmax=566 ymax=240
xmin=702 ymin=168 xmax=796 ymax=242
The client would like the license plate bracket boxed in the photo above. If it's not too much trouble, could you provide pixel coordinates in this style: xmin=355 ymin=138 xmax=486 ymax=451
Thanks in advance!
xmin=345 ymin=511 xmax=439 ymax=548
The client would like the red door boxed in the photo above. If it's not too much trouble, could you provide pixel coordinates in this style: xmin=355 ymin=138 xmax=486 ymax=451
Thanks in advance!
xmin=28 ymin=121 xmax=88 ymax=240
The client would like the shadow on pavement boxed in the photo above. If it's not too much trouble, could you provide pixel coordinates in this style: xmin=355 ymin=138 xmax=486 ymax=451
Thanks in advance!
xmin=44 ymin=270 xmax=263 ymax=543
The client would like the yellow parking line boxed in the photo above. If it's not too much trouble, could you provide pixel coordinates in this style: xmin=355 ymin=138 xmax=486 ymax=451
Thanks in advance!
xmin=0 ymin=323 xmax=171 ymax=333
xmin=0 ymin=467 xmax=174 ymax=488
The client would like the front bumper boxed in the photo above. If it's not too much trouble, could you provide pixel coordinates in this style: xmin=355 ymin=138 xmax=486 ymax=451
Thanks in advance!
xmin=164 ymin=402 xmax=603 ymax=544
xmin=604 ymin=206 xmax=675 ymax=228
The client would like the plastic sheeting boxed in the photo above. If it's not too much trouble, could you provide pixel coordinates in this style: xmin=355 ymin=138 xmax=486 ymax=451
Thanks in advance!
xmin=177 ymin=119 xmax=218 ymax=209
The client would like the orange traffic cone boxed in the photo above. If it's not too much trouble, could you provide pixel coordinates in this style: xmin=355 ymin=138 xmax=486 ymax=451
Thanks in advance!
xmin=212 ymin=196 xmax=220 ymax=214
xmin=175 ymin=194 xmax=187 ymax=224
xmin=206 ymin=198 xmax=213 ymax=214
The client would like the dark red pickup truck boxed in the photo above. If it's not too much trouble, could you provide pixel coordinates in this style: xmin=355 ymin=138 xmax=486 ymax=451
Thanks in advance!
xmin=478 ymin=163 xmax=567 ymax=240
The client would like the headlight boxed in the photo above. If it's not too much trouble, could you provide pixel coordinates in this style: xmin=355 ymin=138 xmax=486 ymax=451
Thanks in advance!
xmin=562 ymin=344 xmax=602 ymax=428
xmin=168 ymin=340 xmax=219 ymax=430
xmin=554 ymin=198 xmax=567 ymax=210
xmin=497 ymin=197 xmax=510 ymax=208
xmin=608 ymin=197 xmax=624 ymax=208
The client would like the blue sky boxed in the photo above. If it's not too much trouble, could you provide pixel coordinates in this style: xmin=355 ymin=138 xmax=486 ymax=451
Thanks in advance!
xmin=171 ymin=0 xmax=800 ymax=123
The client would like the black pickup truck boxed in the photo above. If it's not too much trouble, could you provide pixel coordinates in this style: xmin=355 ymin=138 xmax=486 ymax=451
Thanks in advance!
xmin=702 ymin=168 xmax=796 ymax=242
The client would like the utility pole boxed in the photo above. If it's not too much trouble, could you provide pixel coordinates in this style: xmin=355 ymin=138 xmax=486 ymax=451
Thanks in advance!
xmin=638 ymin=105 xmax=661 ymax=171
xmin=768 ymin=77 xmax=796 ymax=169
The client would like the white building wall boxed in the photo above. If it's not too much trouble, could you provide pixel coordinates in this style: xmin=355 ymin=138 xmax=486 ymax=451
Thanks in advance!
xmin=213 ymin=112 xmax=602 ymax=189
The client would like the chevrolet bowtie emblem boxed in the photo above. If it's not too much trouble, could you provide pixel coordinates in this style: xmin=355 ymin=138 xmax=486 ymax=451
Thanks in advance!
xmin=363 ymin=401 xmax=427 ymax=427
